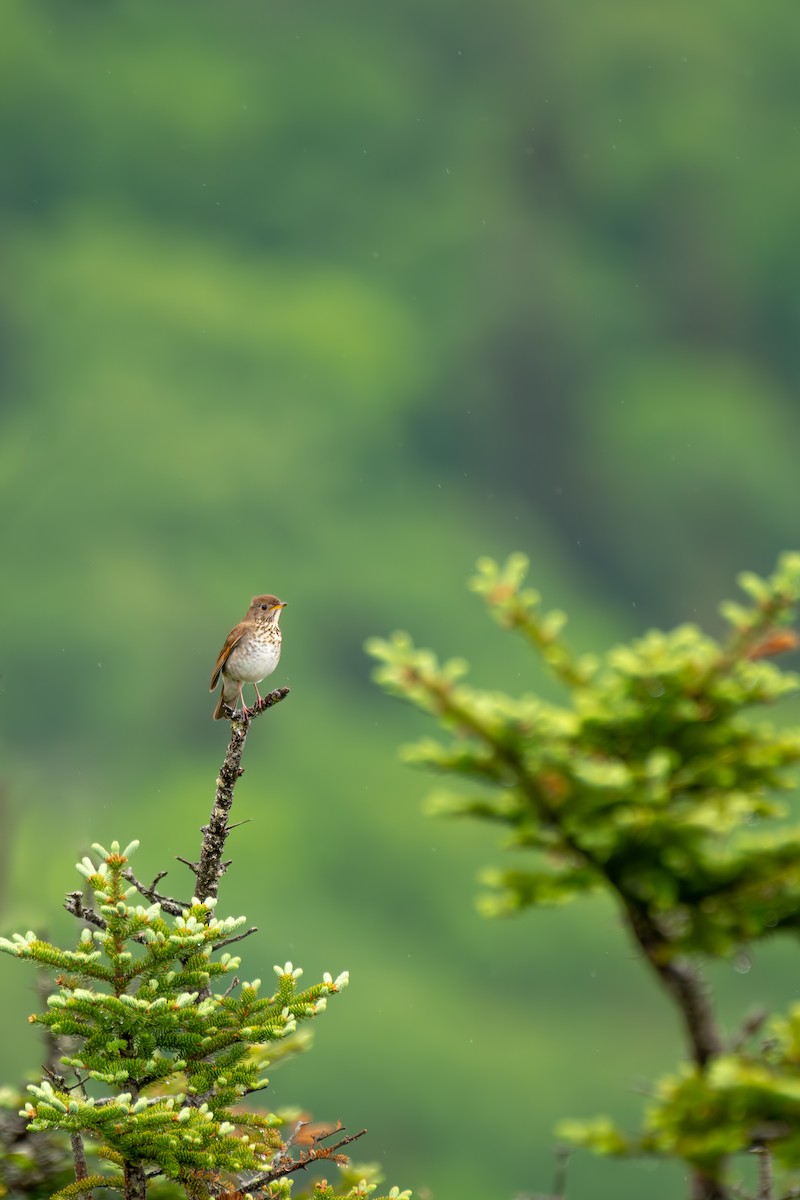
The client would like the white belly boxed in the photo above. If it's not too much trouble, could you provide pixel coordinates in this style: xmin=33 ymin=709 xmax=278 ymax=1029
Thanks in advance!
xmin=226 ymin=635 xmax=281 ymax=683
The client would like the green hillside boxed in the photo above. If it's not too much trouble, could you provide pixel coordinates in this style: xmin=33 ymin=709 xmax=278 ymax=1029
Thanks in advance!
xmin=2 ymin=2 xmax=800 ymax=1196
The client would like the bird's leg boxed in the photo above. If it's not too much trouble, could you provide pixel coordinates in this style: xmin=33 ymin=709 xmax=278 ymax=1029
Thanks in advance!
xmin=253 ymin=682 xmax=264 ymax=705
xmin=237 ymin=681 xmax=252 ymax=718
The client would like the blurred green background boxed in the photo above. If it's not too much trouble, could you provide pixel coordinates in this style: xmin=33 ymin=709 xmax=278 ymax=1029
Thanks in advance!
xmin=2 ymin=1 xmax=800 ymax=1196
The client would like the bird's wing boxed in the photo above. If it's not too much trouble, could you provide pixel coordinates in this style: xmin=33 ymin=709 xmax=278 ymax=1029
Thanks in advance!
xmin=210 ymin=622 xmax=246 ymax=690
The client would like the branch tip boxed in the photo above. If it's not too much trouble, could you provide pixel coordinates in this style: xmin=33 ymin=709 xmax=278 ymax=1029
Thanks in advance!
xmin=194 ymin=686 xmax=289 ymax=904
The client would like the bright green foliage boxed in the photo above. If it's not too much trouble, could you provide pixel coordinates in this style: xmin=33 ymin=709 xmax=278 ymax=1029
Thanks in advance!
xmin=272 ymin=1185 xmax=410 ymax=1200
xmin=369 ymin=553 xmax=800 ymax=953
xmin=0 ymin=841 xmax=408 ymax=1198
xmin=368 ymin=553 xmax=800 ymax=1192
xmin=561 ymin=1001 xmax=800 ymax=1171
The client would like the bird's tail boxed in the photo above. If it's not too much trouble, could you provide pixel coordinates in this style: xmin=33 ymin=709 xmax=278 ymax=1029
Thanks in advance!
xmin=213 ymin=676 xmax=238 ymax=720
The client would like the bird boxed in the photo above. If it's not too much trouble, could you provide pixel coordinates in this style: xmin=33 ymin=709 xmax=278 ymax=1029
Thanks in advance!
xmin=210 ymin=594 xmax=287 ymax=720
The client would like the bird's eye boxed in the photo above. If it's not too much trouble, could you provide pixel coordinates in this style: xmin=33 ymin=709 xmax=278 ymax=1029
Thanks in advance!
xmin=261 ymin=604 xmax=268 ymax=610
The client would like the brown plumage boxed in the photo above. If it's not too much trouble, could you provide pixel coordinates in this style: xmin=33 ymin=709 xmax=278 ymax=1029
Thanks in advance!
xmin=210 ymin=594 xmax=286 ymax=720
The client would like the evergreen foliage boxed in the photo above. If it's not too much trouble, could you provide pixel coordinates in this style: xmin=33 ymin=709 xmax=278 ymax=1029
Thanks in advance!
xmin=368 ymin=552 xmax=800 ymax=1199
xmin=0 ymin=838 xmax=408 ymax=1200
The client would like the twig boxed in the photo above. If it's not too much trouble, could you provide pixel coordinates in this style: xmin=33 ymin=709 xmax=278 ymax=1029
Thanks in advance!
xmin=65 ymin=890 xmax=155 ymax=946
xmin=65 ymin=892 xmax=107 ymax=931
xmin=552 ymin=1143 xmax=570 ymax=1199
xmin=754 ymin=1142 xmax=773 ymax=1200
xmin=220 ymin=975 xmax=240 ymax=1000
xmin=216 ymin=925 xmax=258 ymax=950
xmin=688 ymin=1165 xmax=729 ymax=1200
xmin=243 ymin=1127 xmax=367 ymax=1191
xmin=42 ymin=1063 xmax=89 ymax=1185
xmin=193 ymin=687 xmax=289 ymax=903
xmin=36 ymin=969 xmax=63 ymax=1079
xmin=526 ymin=1143 xmax=571 ymax=1200
xmin=120 ymin=868 xmax=189 ymax=917
xmin=41 ymin=1054 xmax=92 ymax=1195
xmin=729 ymin=1008 xmax=768 ymax=1053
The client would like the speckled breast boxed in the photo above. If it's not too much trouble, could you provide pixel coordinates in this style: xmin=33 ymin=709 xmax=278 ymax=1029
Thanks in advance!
xmin=226 ymin=629 xmax=282 ymax=683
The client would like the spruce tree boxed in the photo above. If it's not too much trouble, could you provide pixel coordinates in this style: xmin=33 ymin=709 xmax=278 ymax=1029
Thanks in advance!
xmin=1 ymin=691 xmax=410 ymax=1200
xmin=369 ymin=552 xmax=800 ymax=1200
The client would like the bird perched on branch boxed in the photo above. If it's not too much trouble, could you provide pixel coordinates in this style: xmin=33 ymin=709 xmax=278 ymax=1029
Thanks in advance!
xmin=210 ymin=594 xmax=286 ymax=720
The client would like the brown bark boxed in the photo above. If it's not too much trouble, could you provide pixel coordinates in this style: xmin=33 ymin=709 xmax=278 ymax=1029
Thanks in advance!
xmin=193 ymin=686 xmax=289 ymax=903
xmin=123 ymin=1161 xmax=147 ymax=1200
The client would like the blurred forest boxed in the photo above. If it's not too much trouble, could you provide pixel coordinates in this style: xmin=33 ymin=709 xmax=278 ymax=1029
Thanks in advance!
xmin=2 ymin=1 xmax=800 ymax=1197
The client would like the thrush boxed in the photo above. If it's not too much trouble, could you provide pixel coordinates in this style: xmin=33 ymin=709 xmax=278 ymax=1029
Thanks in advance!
xmin=210 ymin=594 xmax=287 ymax=720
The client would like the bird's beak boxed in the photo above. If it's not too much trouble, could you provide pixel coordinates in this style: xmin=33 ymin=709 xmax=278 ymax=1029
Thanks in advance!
xmin=276 ymin=602 xmax=287 ymax=609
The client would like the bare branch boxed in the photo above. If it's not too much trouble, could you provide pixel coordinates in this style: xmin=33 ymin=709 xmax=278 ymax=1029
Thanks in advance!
xmin=65 ymin=890 xmax=158 ymax=947
xmin=729 ymin=1008 xmax=769 ymax=1054
xmin=527 ymin=1144 xmax=572 ymax=1200
xmin=220 ymin=975 xmax=240 ymax=1000
xmin=120 ymin=868 xmax=189 ymax=917
xmin=65 ymin=892 xmax=107 ymax=931
xmin=754 ymin=1142 xmax=774 ymax=1200
xmin=552 ymin=1143 xmax=570 ymax=1200
xmin=242 ymin=1127 xmax=367 ymax=1191
xmin=194 ymin=686 xmax=289 ymax=904
xmin=216 ymin=925 xmax=258 ymax=950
